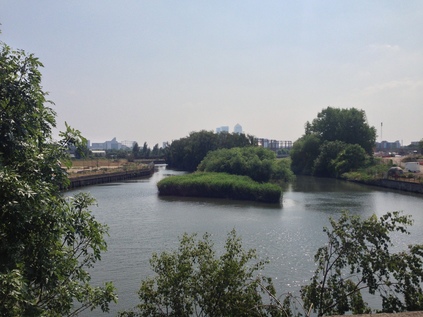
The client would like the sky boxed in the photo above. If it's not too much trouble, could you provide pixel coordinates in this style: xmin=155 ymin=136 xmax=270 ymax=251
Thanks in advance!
xmin=1 ymin=1 xmax=423 ymax=147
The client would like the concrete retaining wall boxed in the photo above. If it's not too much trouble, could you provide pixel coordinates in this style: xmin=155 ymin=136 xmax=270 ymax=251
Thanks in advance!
xmin=358 ymin=179 xmax=423 ymax=194
xmin=64 ymin=164 xmax=155 ymax=190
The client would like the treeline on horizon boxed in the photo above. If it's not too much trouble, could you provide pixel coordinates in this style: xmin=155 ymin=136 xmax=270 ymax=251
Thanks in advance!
xmin=163 ymin=107 xmax=379 ymax=180
xmin=86 ymin=105 xmax=421 ymax=186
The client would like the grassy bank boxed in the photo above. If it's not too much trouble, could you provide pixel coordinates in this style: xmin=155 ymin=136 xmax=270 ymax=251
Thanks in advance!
xmin=66 ymin=159 xmax=149 ymax=179
xmin=157 ymin=172 xmax=282 ymax=203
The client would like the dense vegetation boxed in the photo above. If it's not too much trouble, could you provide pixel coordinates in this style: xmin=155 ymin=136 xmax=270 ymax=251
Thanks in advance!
xmin=124 ymin=212 xmax=423 ymax=316
xmin=291 ymin=107 xmax=376 ymax=177
xmin=158 ymin=147 xmax=293 ymax=203
xmin=157 ymin=172 xmax=282 ymax=203
xmin=1 ymin=38 xmax=116 ymax=316
xmin=119 ymin=230 xmax=284 ymax=317
xmin=197 ymin=147 xmax=295 ymax=183
xmin=164 ymin=130 xmax=256 ymax=171
xmin=131 ymin=141 xmax=165 ymax=159
xmin=301 ymin=211 xmax=423 ymax=316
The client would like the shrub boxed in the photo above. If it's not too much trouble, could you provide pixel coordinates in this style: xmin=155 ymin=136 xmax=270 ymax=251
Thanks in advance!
xmin=157 ymin=172 xmax=282 ymax=203
xmin=118 ymin=230 xmax=283 ymax=317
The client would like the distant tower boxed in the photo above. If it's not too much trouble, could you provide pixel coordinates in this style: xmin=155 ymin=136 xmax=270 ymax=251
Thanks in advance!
xmin=234 ymin=123 xmax=242 ymax=134
xmin=216 ymin=126 xmax=229 ymax=133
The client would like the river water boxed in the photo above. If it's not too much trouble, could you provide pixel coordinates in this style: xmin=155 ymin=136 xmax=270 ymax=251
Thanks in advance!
xmin=68 ymin=165 xmax=423 ymax=316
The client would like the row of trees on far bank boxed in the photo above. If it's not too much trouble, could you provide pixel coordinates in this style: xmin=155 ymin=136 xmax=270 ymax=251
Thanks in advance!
xmin=131 ymin=142 xmax=164 ymax=159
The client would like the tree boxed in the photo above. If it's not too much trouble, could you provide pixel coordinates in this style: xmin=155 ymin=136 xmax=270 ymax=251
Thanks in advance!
xmin=197 ymin=147 xmax=294 ymax=183
xmin=0 ymin=39 xmax=116 ymax=316
xmin=312 ymin=141 xmax=347 ymax=177
xmin=290 ymin=134 xmax=321 ymax=175
xmin=301 ymin=212 xmax=423 ymax=316
xmin=292 ymin=107 xmax=376 ymax=176
xmin=132 ymin=141 xmax=140 ymax=159
xmin=141 ymin=142 xmax=150 ymax=158
xmin=306 ymin=107 xmax=376 ymax=155
xmin=119 ymin=230 xmax=284 ymax=317
xmin=333 ymin=143 xmax=367 ymax=176
xmin=271 ymin=158 xmax=296 ymax=183
xmin=216 ymin=131 xmax=253 ymax=148
xmin=164 ymin=130 xmax=256 ymax=171
xmin=151 ymin=143 xmax=159 ymax=157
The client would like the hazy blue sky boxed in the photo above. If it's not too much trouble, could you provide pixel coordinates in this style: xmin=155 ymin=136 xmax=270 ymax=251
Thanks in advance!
xmin=2 ymin=1 xmax=422 ymax=146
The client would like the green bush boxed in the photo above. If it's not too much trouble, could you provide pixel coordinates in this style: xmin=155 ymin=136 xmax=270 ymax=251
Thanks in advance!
xmin=157 ymin=172 xmax=282 ymax=203
xmin=341 ymin=157 xmax=391 ymax=182
xmin=197 ymin=147 xmax=294 ymax=183
xmin=119 ymin=230 xmax=284 ymax=317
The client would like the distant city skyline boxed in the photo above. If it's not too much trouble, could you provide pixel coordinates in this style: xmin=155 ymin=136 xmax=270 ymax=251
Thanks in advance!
xmin=88 ymin=133 xmax=417 ymax=150
xmin=215 ymin=123 xmax=243 ymax=135
xmin=2 ymin=1 xmax=422 ymax=146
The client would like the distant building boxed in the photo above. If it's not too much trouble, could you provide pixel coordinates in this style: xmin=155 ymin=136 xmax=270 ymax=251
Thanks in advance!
xmin=121 ymin=140 xmax=136 ymax=149
xmin=91 ymin=150 xmax=106 ymax=157
xmin=91 ymin=137 xmax=134 ymax=150
xmin=375 ymin=140 xmax=401 ymax=152
xmin=216 ymin=126 xmax=229 ymax=133
xmin=234 ymin=123 xmax=243 ymax=134
xmin=91 ymin=142 xmax=105 ymax=150
xmin=256 ymin=138 xmax=293 ymax=150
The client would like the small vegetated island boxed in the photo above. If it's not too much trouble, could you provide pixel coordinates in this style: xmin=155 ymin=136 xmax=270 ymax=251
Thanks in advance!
xmin=157 ymin=146 xmax=294 ymax=203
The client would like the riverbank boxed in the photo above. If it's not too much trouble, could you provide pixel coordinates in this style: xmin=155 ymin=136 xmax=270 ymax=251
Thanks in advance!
xmin=350 ymin=178 xmax=423 ymax=194
xmin=63 ymin=163 xmax=155 ymax=189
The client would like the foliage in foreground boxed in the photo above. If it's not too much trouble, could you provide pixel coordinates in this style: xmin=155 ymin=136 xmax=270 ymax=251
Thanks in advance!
xmin=119 ymin=230 xmax=288 ymax=317
xmin=157 ymin=172 xmax=282 ymax=203
xmin=301 ymin=211 xmax=423 ymax=316
xmin=197 ymin=147 xmax=295 ymax=183
xmin=124 ymin=212 xmax=423 ymax=317
xmin=0 ymin=38 xmax=116 ymax=315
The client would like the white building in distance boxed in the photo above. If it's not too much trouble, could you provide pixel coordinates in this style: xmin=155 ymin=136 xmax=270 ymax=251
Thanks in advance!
xmin=234 ymin=123 xmax=242 ymax=134
xmin=216 ymin=126 xmax=229 ymax=133
xmin=91 ymin=137 xmax=134 ymax=150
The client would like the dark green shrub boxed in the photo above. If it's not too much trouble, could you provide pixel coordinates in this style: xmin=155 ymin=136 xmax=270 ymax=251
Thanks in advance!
xmin=157 ymin=172 xmax=281 ymax=203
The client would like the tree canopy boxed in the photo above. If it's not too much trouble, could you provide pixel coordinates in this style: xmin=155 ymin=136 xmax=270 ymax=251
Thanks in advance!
xmin=305 ymin=107 xmax=376 ymax=155
xmin=290 ymin=134 xmax=321 ymax=175
xmin=197 ymin=147 xmax=294 ymax=183
xmin=291 ymin=107 xmax=376 ymax=176
xmin=301 ymin=211 xmax=423 ymax=316
xmin=119 ymin=230 xmax=284 ymax=317
xmin=164 ymin=130 xmax=255 ymax=171
xmin=0 ymin=39 xmax=116 ymax=316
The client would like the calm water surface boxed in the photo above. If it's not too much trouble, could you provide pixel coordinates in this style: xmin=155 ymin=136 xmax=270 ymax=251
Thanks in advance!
xmin=69 ymin=166 xmax=423 ymax=316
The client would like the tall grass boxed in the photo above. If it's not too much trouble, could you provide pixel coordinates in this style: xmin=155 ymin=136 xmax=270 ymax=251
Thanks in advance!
xmin=157 ymin=172 xmax=282 ymax=203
